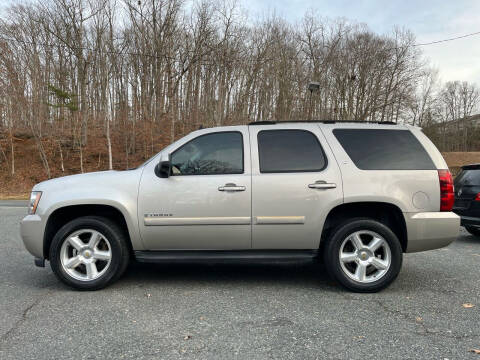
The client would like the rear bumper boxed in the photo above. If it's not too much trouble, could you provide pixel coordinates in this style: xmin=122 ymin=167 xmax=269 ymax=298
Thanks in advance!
xmin=404 ymin=212 xmax=460 ymax=253
xmin=460 ymin=216 xmax=480 ymax=228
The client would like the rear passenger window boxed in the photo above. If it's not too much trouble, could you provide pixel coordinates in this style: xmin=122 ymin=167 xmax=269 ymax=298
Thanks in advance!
xmin=333 ymin=129 xmax=435 ymax=170
xmin=258 ymin=130 xmax=326 ymax=173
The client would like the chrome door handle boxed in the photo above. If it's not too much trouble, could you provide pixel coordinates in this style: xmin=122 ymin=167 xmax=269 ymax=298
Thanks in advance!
xmin=218 ymin=183 xmax=246 ymax=192
xmin=308 ymin=181 xmax=337 ymax=189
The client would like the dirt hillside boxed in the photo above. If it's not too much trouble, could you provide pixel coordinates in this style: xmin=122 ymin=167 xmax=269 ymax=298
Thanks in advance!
xmin=1 ymin=142 xmax=479 ymax=199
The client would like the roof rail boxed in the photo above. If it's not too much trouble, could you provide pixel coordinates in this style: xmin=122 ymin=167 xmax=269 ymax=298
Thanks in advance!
xmin=248 ymin=121 xmax=277 ymax=125
xmin=248 ymin=120 xmax=397 ymax=125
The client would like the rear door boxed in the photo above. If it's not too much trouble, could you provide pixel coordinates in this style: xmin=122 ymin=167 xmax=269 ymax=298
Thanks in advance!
xmin=249 ymin=124 xmax=343 ymax=249
xmin=454 ymin=168 xmax=480 ymax=217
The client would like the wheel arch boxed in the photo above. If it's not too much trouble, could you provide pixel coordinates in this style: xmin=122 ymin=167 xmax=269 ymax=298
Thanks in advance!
xmin=43 ymin=204 xmax=134 ymax=259
xmin=320 ymin=202 xmax=408 ymax=252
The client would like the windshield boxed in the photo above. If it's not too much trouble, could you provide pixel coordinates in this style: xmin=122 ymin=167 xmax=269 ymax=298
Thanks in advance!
xmin=127 ymin=153 xmax=161 ymax=170
xmin=141 ymin=153 xmax=160 ymax=167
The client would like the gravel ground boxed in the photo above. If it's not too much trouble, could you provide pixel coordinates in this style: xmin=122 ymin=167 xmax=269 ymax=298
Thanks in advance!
xmin=1 ymin=204 xmax=480 ymax=359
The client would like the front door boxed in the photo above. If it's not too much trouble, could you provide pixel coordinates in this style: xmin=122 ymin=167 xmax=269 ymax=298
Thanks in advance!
xmin=249 ymin=124 xmax=343 ymax=249
xmin=138 ymin=127 xmax=252 ymax=250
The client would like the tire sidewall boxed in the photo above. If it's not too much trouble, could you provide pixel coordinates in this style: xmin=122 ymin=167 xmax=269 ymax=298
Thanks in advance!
xmin=49 ymin=217 xmax=126 ymax=290
xmin=325 ymin=219 xmax=403 ymax=293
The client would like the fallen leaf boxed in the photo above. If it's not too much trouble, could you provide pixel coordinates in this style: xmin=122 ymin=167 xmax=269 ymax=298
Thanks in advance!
xmin=462 ymin=303 xmax=475 ymax=308
xmin=469 ymin=349 xmax=480 ymax=354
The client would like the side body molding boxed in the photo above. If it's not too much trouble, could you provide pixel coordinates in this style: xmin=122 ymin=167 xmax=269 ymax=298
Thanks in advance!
xmin=144 ymin=216 xmax=251 ymax=226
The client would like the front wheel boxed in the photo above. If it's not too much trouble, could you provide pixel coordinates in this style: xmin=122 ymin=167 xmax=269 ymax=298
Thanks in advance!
xmin=323 ymin=219 xmax=403 ymax=293
xmin=49 ymin=216 xmax=130 ymax=290
xmin=465 ymin=225 xmax=480 ymax=237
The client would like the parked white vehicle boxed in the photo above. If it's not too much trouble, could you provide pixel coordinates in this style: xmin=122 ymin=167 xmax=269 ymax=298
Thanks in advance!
xmin=20 ymin=121 xmax=460 ymax=292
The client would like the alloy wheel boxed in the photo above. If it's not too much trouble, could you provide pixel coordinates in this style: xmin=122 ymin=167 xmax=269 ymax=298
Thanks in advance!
xmin=339 ymin=230 xmax=391 ymax=283
xmin=60 ymin=229 xmax=112 ymax=281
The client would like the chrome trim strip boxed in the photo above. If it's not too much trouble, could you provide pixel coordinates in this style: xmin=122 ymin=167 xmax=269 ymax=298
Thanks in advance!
xmin=255 ymin=216 xmax=305 ymax=224
xmin=144 ymin=216 xmax=251 ymax=226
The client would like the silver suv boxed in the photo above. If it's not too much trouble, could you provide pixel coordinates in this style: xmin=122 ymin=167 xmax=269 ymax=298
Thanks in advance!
xmin=20 ymin=121 xmax=460 ymax=292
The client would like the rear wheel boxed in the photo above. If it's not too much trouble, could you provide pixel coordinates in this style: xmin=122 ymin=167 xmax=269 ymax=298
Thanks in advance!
xmin=323 ymin=219 xmax=403 ymax=293
xmin=49 ymin=216 xmax=130 ymax=290
xmin=465 ymin=225 xmax=480 ymax=237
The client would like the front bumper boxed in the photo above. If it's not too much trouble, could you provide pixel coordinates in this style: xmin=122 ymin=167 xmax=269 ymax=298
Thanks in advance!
xmin=459 ymin=215 xmax=480 ymax=228
xmin=404 ymin=212 xmax=460 ymax=253
xmin=20 ymin=214 xmax=45 ymax=259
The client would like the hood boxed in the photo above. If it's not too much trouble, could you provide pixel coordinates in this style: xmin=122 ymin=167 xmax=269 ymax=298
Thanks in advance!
xmin=33 ymin=170 xmax=130 ymax=192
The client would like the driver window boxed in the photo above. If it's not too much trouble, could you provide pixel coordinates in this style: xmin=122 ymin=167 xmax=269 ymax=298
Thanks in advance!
xmin=170 ymin=132 xmax=244 ymax=176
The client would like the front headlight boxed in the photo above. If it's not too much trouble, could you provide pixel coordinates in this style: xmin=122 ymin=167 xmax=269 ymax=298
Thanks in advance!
xmin=28 ymin=191 xmax=42 ymax=215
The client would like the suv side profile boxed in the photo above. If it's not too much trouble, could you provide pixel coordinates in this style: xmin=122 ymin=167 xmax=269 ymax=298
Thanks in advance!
xmin=20 ymin=122 xmax=460 ymax=292
xmin=453 ymin=164 xmax=480 ymax=237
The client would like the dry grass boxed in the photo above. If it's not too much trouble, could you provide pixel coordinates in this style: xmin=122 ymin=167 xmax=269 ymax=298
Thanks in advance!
xmin=0 ymin=194 xmax=29 ymax=200
xmin=1 ymin=148 xmax=479 ymax=199
xmin=0 ymin=127 xmax=170 ymax=199
xmin=441 ymin=152 xmax=480 ymax=168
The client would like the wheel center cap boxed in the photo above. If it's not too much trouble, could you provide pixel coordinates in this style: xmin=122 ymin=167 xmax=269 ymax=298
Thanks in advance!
xmin=83 ymin=250 xmax=92 ymax=258
xmin=360 ymin=251 xmax=369 ymax=261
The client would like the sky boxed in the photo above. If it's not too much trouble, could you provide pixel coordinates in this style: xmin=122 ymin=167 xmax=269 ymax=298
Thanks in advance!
xmin=1 ymin=0 xmax=479 ymax=87
xmin=243 ymin=0 xmax=480 ymax=87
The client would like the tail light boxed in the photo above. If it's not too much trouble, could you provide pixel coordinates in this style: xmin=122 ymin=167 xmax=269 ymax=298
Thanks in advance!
xmin=438 ymin=170 xmax=454 ymax=211
xmin=475 ymin=193 xmax=480 ymax=201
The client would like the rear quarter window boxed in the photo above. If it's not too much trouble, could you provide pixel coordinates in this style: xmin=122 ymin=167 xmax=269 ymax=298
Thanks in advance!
xmin=333 ymin=129 xmax=436 ymax=170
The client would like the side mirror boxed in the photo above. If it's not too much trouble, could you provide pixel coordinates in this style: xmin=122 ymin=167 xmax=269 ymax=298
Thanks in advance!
xmin=155 ymin=161 xmax=171 ymax=178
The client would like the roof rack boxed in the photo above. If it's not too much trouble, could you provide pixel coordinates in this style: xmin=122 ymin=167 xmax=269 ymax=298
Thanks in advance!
xmin=248 ymin=121 xmax=276 ymax=125
xmin=248 ymin=120 xmax=397 ymax=125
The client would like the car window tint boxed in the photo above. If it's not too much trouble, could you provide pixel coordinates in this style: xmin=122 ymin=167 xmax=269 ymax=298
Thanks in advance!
xmin=258 ymin=130 xmax=326 ymax=173
xmin=333 ymin=129 xmax=436 ymax=170
xmin=455 ymin=170 xmax=480 ymax=186
xmin=171 ymin=132 xmax=243 ymax=175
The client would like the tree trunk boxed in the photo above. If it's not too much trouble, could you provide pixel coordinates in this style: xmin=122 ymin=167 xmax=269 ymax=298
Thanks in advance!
xmin=106 ymin=117 xmax=113 ymax=170
xmin=9 ymin=129 xmax=14 ymax=175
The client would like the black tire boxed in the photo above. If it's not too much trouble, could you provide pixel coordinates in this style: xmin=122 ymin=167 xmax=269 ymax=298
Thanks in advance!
xmin=465 ymin=225 xmax=480 ymax=237
xmin=49 ymin=216 xmax=130 ymax=290
xmin=323 ymin=218 xmax=403 ymax=293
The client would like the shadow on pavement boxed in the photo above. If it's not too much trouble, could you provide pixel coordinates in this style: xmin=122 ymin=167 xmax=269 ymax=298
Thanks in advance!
xmin=455 ymin=233 xmax=480 ymax=245
xmin=16 ymin=255 xmax=442 ymax=293
xmin=122 ymin=261 xmax=334 ymax=289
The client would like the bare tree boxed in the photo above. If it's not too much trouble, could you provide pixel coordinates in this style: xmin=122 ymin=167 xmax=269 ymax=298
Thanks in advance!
xmin=0 ymin=0 xmax=478 ymax=189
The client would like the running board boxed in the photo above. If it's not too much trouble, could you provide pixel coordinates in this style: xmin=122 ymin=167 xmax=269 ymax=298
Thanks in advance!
xmin=134 ymin=250 xmax=319 ymax=264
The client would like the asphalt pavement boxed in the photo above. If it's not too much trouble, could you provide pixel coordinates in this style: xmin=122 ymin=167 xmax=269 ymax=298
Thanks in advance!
xmin=1 ymin=203 xmax=480 ymax=359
